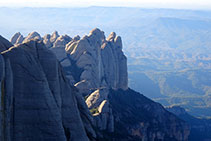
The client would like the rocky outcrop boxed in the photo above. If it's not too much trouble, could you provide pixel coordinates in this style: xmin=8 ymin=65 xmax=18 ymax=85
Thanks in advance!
xmin=11 ymin=31 xmax=65 ymax=48
xmin=63 ymin=29 xmax=189 ymax=140
xmin=11 ymin=29 xmax=128 ymax=93
xmin=10 ymin=32 xmax=24 ymax=45
xmin=64 ymin=28 xmax=128 ymax=94
xmin=53 ymin=35 xmax=72 ymax=48
xmin=0 ymin=35 xmax=13 ymax=52
xmin=23 ymin=31 xmax=41 ymax=43
xmin=85 ymin=87 xmax=190 ymax=140
xmin=50 ymin=31 xmax=59 ymax=43
xmin=85 ymin=88 xmax=114 ymax=133
xmin=101 ymin=32 xmax=128 ymax=90
xmin=45 ymin=29 xmax=191 ymax=140
xmin=43 ymin=34 xmax=52 ymax=48
xmin=8 ymin=29 xmax=191 ymax=141
xmin=0 ymin=36 xmax=94 ymax=141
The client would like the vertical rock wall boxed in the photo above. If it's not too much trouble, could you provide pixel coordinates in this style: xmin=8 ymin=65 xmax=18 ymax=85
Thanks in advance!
xmin=0 ymin=36 xmax=92 ymax=141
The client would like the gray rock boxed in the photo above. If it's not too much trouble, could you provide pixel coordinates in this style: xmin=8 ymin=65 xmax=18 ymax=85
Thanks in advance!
xmin=43 ymin=34 xmax=52 ymax=48
xmin=48 ymin=28 xmax=128 ymax=137
xmin=73 ymin=35 xmax=80 ymax=41
xmin=64 ymin=28 xmax=128 ymax=92
xmin=73 ymin=87 xmax=97 ymax=139
xmin=0 ymin=35 xmax=13 ymax=52
xmin=85 ymin=88 xmax=114 ymax=132
xmin=50 ymin=31 xmax=59 ymax=43
xmin=74 ymin=80 xmax=91 ymax=96
xmin=0 ymin=38 xmax=89 ymax=141
xmin=51 ymin=47 xmax=71 ymax=67
xmin=86 ymin=88 xmax=109 ymax=109
xmin=94 ymin=100 xmax=114 ymax=132
xmin=11 ymin=32 xmax=21 ymax=44
xmin=0 ymin=35 xmax=14 ymax=141
xmin=23 ymin=31 xmax=42 ymax=43
xmin=6 ymin=28 xmax=191 ymax=141
xmin=10 ymin=32 xmax=24 ymax=45
xmin=53 ymin=35 xmax=72 ymax=48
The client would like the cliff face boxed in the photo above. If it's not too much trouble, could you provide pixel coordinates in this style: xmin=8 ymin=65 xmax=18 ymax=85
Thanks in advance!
xmin=0 ymin=36 xmax=95 ymax=141
xmin=9 ymin=29 xmax=190 ymax=140
xmin=61 ymin=28 xmax=128 ymax=94
xmin=11 ymin=29 xmax=128 ymax=94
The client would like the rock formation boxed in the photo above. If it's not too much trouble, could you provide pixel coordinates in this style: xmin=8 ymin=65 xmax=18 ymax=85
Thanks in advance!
xmin=43 ymin=34 xmax=52 ymax=48
xmin=53 ymin=35 xmax=72 ymax=48
xmin=11 ymin=29 xmax=128 ymax=94
xmin=23 ymin=31 xmax=41 ymax=43
xmin=52 ymin=28 xmax=189 ymax=140
xmin=0 ymin=35 xmax=13 ymax=52
xmin=8 ymin=29 xmax=191 ymax=140
xmin=11 ymin=31 xmax=65 ymax=48
xmin=50 ymin=31 xmax=59 ymax=43
xmin=0 ymin=36 xmax=95 ymax=141
xmin=86 ymin=88 xmax=114 ymax=133
xmin=10 ymin=32 xmax=24 ymax=45
xmin=63 ymin=28 xmax=128 ymax=95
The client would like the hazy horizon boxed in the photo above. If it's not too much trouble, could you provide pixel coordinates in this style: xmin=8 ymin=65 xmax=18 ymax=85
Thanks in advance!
xmin=0 ymin=0 xmax=211 ymax=10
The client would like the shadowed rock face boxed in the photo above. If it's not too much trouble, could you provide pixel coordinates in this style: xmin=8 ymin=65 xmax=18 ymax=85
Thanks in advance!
xmin=0 ymin=35 xmax=13 ymax=52
xmin=53 ymin=29 xmax=190 ymax=140
xmin=107 ymin=89 xmax=190 ymax=141
xmin=10 ymin=32 xmax=24 ymax=45
xmin=0 ymin=36 xmax=94 ymax=141
xmin=64 ymin=28 xmax=128 ymax=94
xmin=11 ymin=29 xmax=128 ymax=94
xmin=9 ymin=29 xmax=190 ymax=140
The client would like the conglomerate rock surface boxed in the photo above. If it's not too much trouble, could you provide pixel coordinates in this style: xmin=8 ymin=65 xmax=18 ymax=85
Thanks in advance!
xmin=0 ymin=36 xmax=95 ymax=141
xmin=8 ymin=29 xmax=191 ymax=140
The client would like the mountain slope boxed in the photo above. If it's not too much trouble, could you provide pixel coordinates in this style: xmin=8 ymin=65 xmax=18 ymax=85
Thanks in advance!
xmin=3 ymin=28 xmax=191 ymax=140
xmin=167 ymin=106 xmax=211 ymax=141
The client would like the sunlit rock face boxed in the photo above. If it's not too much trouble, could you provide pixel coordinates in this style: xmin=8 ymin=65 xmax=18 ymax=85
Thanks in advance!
xmin=64 ymin=28 xmax=128 ymax=94
xmin=9 ymin=29 xmax=190 ymax=141
xmin=52 ymin=28 xmax=189 ymax=140
xmin=53 ymin=35 xmax=72 ymax=48
xmin=10 ymin=32 xmax=24 ymax=45
xmin=11 ymin=29 xmax=128 ymax=94
xmin=0 ymin=36 xmax=96 ymax=141
xmin=23 ymin=31 xmax=42 ymax=43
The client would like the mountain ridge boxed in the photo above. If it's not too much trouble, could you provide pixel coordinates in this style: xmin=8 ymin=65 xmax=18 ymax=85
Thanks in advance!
xmin=1 ymin=28 xmax=191 ymax=140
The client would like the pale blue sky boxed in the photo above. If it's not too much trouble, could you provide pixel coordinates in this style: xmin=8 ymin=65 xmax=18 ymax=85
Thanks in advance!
xmin=0 ymin=0 xmax=211 ymax=9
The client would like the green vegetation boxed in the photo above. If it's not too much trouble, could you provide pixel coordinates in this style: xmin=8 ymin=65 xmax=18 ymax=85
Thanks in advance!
xmin=90 ymin=107 xmax=99 ymax=115
xmin=129 ymin=69 xmax=211 ymax=118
